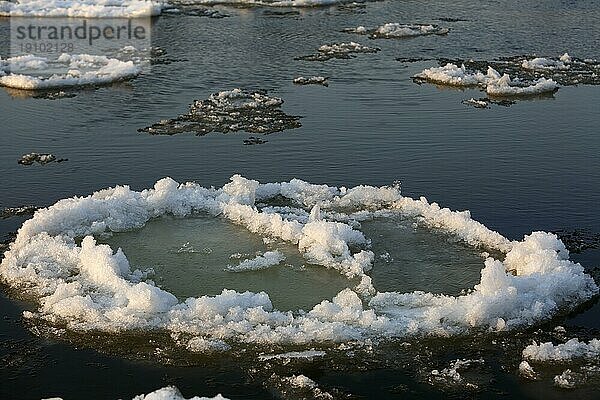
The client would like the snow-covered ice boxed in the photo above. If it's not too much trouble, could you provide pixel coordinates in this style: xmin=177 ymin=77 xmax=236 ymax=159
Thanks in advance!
xmin=0 ymin=53 xmax=140 ymax=90
xmin=523 ymin=338 xmax=600 ymax=361
xmin=0 ymin=0 xmax=165 ymax=18
xmin=0 ymin=174 xmax=597 ymax=349
xmin=415 ymin=63 xmax=558 ymax=96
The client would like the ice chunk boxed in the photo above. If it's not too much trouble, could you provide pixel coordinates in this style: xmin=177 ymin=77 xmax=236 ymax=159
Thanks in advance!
xmin=0 ymin=0 xmax=165 ymax=18
xmin=523 ymin=338 xmax=600 ymax=361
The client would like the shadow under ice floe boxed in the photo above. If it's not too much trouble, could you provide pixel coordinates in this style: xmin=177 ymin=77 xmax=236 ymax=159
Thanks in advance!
xmin=138 ymin=89 xmax=302 ymax=137
xmin=0 ymin=174 xmax=597 ymax=357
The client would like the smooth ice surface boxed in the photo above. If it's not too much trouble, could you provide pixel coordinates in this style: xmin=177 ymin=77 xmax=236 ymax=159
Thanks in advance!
xmin=0 ymin=0 xmax=165 ymax=18
xmin=102 ymin=215 xmax=350 ymax=311
xmin=1 ymin=175 xmax=597 ymax=349
xmin=0 ymin=53 xmax=140 ymax=90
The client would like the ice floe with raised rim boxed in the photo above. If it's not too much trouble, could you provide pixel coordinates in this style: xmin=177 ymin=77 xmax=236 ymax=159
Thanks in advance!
xmin=1 ymin=174 xmax=597 ymax=349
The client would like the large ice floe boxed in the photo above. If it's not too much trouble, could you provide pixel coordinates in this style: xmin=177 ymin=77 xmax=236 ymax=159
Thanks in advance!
xmin=0 ymin=53 xmax=140 ymax=90
xmin=139 ymin=88 xmax=302 ymax=135
xmin=48 ymin=386 xmax=229 ymax=400
xmin=0 ymin=0 xmax=165 ymax=18
xmin=1 ymin=174 xmax=597 ymax=350
xmin=343 ymin=23 xmax=448 ymax=39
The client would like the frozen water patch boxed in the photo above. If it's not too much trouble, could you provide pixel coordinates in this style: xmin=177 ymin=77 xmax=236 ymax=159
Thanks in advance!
xmin=295 ymin=42 xmax=380 ymax=62
xmin=0 ymin=53 xmax=140 ymax=90
xmin=0 ymin=0 xmax=165 ymax=18
xmin=343 ymin=23 xmax=448 ymax=39
xmin=429 ymin=358 xmax=484 ymax=388
xmin=139 ymin=89 xmax=302 ymax=136
xmin=414 ymin=63 xmax=558 ymax=97
xmin=0 ymin=175 xmax=597 ymax=350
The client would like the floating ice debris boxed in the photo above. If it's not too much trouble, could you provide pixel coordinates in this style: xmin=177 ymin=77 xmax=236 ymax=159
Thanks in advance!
xmin=162 ymin=5 xmax=229 ymax=18
xmin=295 ymin=42 xmax=380 ymax=62
xmin=438 ymin=17 xmax=469 ymax=22
xmin=293 ymin=76 xmax=329 ymax=86
xmin=486 ymin=75 xmax=558 ymax=96
xmin=429 ymin=358 xmax=484 ymax=385
xmin=414 ymin=63 xmax=558 ymax=96
xmin=0 ymin=53 xmax=140 ymax=90
xmin=0 ymin=206 xmax=38 ymax=219
xmin=226 ymin=250 xmax=285 ymax=272
xmin=462 ymin=98 xmax=489 ymax=109
xmin=185 ymin=337 xmax=231 ymax=353
xmin=140 ymin=89 xmax=301 ymax=136
xmin=343 ymin=23 xmax=448 ymax=39
xmin=132 ymin=386 xmax=229 ymax=400
xmin=518 ymin=360 xmax=538 ymax=380
xmin=18 ymin=153 xmax=68 ymax=166
xmin=523 ymin=338 xmax=600 ymax=362
xmin=553 ymin=229 xmax=600 ymax=253
xmin=243 ymin=136 xmax=268 ymax=145
xmin=0 ymin=175 xmax=597 ymax=348
xmin=438 ymin=54 xmax=600 ymax=86
xmin=396 ymin=57 xmax=431 ymax=63
xmin=0 ymin=0 xmax=165 ymax=18
xmin=259 ymin=350 xmax=326 ymax=361
xmin=554 ymin=369 xmax=578 ymax=389
xmin=521 ymin=53 xmax=571 ymax=71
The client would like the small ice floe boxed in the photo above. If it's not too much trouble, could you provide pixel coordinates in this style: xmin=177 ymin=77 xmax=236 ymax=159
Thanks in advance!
xmin=46 ymin=386 xmax=229 ymax=400
xmin=226 ymin=250 xmax=285 ymax=272
xmin=295 ymin=42 xmax=379 ymax=62
xmin=554 ymin=369 xmax=579 ymax=389
xmin=0 ymin=206 xmax=38 ymax=219
xmin=259 ymin=349 xmax=326 ymax=361
xmin=523 ymin=338 xmax=600 ymax=362
xmin=293 ymin=76 xmax=329 ymax=86
xmin=18 ymin=153 xmax=67 ymax=166
xmin=0 ymin=53 xmax=140 ymax=90
xmin=343 ymin=23 xmax=448 ymax=39
xmin=243 ymin=136 xmax=268 ymax=145
xmin=162 ymin=5 xmax=229 ymax=18
xmin=462 ymin=98 xmax=489 ymax=109
xmin=0 ymin=0 xmax=165 ymax=18
xmin=414 ymin=63 xmax=559 ymax=96
xmin=518 ymin=360 xmax=538 ymax=380
xmin=521 ymin=53 xmax=571 ymax=71
xmin=278 ymin=375 xmax=334 ymax=399
xmin=139 ymin=89 xmax=302 ymax=136
xmin=429 ymin=358 xmax=484 ymax=387
xmin=185 ymin=337 xmax=231 ymax=353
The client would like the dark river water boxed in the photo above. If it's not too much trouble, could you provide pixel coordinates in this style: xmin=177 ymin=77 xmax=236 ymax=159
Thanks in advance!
xmin=1 ymin=0 xmax=599 ymax=399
